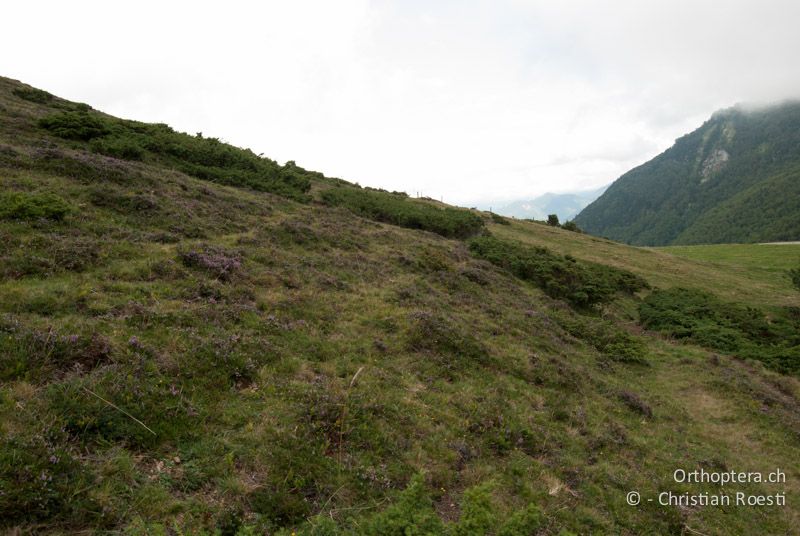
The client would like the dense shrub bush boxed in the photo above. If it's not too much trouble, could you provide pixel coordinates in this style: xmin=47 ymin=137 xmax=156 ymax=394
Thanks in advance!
xmin=789 ymin=265 xmax=800 ymax=291
xmin=0 ymin=191 xmax=72 ymax=221
xmin=89 ymin=136 xmax=145 ymax=160
xmin=557 ymin=315 xmax=648 ymax=364
xmin=12 ymin=87 xmax=54 ymax=104
xmin=38 ymin=111 xmax=110 ymax=141
xmin=490 ymin=212 xmax=510 ymax=225
xmin=37 ymin=113 xmax=313 ymax=200
xmin=639 ymin=288 xmax=800 ymax=374
xmin=468 ymin=235 xmax=648 ymax=307
xmin=321 ymin=187 xmax=484 ymax=239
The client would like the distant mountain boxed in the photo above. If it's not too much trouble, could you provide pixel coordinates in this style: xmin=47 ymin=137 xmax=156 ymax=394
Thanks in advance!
xmin=496 ymin=185 xmax=608 ymax=221
xmin=574 ymin=101 xmax=800 ymax=245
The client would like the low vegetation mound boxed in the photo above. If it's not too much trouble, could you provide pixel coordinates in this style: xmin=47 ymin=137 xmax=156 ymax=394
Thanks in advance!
xmin=468 ymin=234 xmax=648 ymax=307
xmin=0 ymin=191 xmax=72 ymax=221
xmin=38 ymin=111 xmax=314 ymax=201
xmin=321 ymin=186 xmax=484 ymax=239
xmin=639 ymin=287 xmax=800 ymax=374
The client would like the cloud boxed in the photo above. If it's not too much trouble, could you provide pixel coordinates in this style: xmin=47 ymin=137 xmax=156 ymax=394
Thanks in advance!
xmin=2 ymin=0 xmax=799 ymax=205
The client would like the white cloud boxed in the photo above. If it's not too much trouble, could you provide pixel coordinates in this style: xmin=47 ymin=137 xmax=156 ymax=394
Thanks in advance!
xmin=3 ymin=0 xmax=799 ymax=205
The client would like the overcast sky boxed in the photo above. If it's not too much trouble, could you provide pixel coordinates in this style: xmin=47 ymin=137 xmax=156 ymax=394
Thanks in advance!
xmin=3 ymin=1 xmax=800 ymax=206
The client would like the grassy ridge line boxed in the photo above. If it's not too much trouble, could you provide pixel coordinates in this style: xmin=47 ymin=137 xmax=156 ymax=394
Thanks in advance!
xmin=319 ymin=186 xmax=485 ymax=239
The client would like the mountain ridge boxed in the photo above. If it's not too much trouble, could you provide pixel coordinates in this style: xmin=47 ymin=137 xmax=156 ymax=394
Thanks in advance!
xmin=495 ymin=184 xmax=608 ymax=222
xmin=574 ymin=101 xmax=800 ymax=245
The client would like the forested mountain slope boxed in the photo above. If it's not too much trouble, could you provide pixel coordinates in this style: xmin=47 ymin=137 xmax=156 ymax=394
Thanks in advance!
xmin=574 ymin=102 xmax=800 ymax=245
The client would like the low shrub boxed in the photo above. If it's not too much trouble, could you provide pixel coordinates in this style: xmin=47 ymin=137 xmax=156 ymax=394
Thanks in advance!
xmin=489 ymin=212 xmax=510 ymax=225
xmin=321 ymin=187 xmax=484 ymax=239
xmin=558 ymin=315 xmax=648 ymax=364
xmin=30 ymin=147 xmax=133 ymax=184
xmin=279 ymin=475 xmax=542 ymax=536
xmin=178 ymin=244 xmax=243 ymax=281
xmin=0 ymin=191 xmax=72 ymax=221
xmin=619 ymin=390 xmax=653 ymax=418
xmin=0 ymin=437 xmax=97 ymax=526
xmin=468 ymin=235 xmax=648 ymax=308
xmin=38 ymin=111 xmax=111 ymax=141
xmin=789 ymin=264 xmax=800 ymax=291
xmin=37 ymin=113 xmax=313 ymax=200
xmin=406 ymin=310 xmax=490 ymax=373
xmin=639 ymin=288 xmax=800 ymax=374
xmin=88 ymin=187 xmax=158 ymax=213
xmin=0 ymin=319 xmax=112 ymax=382
xmin=9 ymin=234 xmax=102 ymax=277
xmin=12 ymin=87 xmax=54 ymax=104
xmin=90 ymin=136 xmax=145 ymax=160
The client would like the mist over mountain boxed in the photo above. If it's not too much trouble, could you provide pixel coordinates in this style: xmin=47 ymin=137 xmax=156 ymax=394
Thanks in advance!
xmin=574 ymin=101 xmax=800 ymax=245
xmin=495 ymin=185 xmax=608 ymax=221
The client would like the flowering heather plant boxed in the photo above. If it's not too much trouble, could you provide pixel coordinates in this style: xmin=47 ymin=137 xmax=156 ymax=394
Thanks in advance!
xmin=178 ymin=244 xmax=243 ymax=281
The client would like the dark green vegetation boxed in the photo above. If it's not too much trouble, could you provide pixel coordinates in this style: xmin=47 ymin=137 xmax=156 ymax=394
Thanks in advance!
xmin=640 ymin=288 xmax=800 ymax=374
xmin=2 ymin=77 xmax=800 ymax=535
xmin=468 ymin=235 xmax=648 ymax=308
xmin=321 ymin=186 xmax=485 ymax=238
xmin=0 ymin=190 xmax=72 ymax=221
xmin=37 ymin=109 xmax=316 ymax=201
xmin=790 ymin=263 xmax=800 ymax=290
xmin=575 ymin=102 xmax=800 ymax=245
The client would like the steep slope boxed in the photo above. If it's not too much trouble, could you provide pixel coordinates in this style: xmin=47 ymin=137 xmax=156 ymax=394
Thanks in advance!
xmin=1 ymin=77 xmax=799 ymax=535
xmin=574 ymin=101 xmax=800 ymax=245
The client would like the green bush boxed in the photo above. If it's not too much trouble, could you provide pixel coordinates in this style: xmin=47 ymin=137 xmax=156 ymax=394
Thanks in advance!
xmin=321 ymin=187 xmax=484 ymax=239
xmin=557 ymin=315 xmax=648 ymax=364
xmin=359 ymin=474 xmax=445 ymax=535
xmin=789 ymin=264 xmax=800 ymax=291
xmin=639 ymin=288 xmax=800 ymax=374
xmin=490 ymin=212 xmax=511 ymax=225
xmin=90 ymin=136 xmax=145 ymax=160
xmin=12 ymin=87 xmax=54 ymax=104
xmin=468 ymin=235 xmax=648 ymax=307
xmin=37 ymin=113 xmax=312 ymax=200
xmin=0 ymin=192 xmax=72 ymax=221
xmin=39 ymin=111 xmax=111 ymax=140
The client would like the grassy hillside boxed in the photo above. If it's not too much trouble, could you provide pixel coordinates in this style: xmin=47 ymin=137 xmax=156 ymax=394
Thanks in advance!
xmin=1 ymin=77 xmax=799 ymax=535
xmin=658 ymin=243 xmax=800 ymax=293
xmin=574 ymin=102 xmax=800 ymax=246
